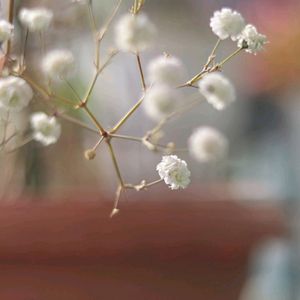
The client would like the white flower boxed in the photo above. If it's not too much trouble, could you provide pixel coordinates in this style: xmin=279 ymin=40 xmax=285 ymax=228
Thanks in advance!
xmin=115 ymin=13 xmax=156 ymax=52
xmin=19 ymin=8 xmax=53 ymax=32
xmin=147 ymin=55 xmax=186 ymax=86
xmin=238 ymin=24 xmax=267 ymax=54
xmin=0 ymin=20 xmax=13 ymax=42
xmin=30 ymin=112 xmax=61 ymax=146
xmin=156 ymin=155 xmax=191 ymax=190
xmin=210 ymin=8 xmax=245 ymax=41
xmin=198 ymin=72 xmax=235 ymax=110
xmin=143 ymin=85 xmax=179 ymax=121
xmin=0 ymin=76 xmax=33 ymax=112
xmin=42 ymin=49 xmax=75 ymax=79
xmin=188 ymin=127 xmax=228 ymax=162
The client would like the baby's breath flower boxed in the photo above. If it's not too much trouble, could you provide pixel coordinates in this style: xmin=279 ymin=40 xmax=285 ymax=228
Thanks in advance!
xmin=210 ymin=8 xmax=245 ymax=41
xmin=30 ymin=112 xmax=61 ymax=146
xmin=143 ymin=85 xmax=179 ymax=121
xmin=19 ymin=8 xmax=53 ymax=32
xmin=238 ymin=24 xmax=267 ymax=54
xmin=198 ymin=72 xmax=235 ymax=110
xmin=115 ymin=13 xmax=156 ymax=52
xmin=0 ymin=76 xmax=33 ymax=112
xmin=0 ymin=20 xmax=13 ymax=42
xmin=42 ymin=49 xmax=75 ymax=80
xmin=147 ymin=55 xmax=186 ymax=86
xmin=188 ymin=127 xmax=228 ymax=162
xmin=156 ymin=155 xmax=191 ymax=190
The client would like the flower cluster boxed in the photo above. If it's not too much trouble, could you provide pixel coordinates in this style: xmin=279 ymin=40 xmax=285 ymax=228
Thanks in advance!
xmin=210 ymin=7 xmax=267 ymax=54
xmin=0 ymin=1 xmax=268 ymax=213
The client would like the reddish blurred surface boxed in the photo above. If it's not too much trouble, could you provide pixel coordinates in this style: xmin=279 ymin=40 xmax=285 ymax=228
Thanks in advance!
xmin=0 ymin=193 xmax=284 ymax=300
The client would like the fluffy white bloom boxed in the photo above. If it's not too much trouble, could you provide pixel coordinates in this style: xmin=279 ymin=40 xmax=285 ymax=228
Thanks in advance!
xmin=19 ymin=8 xmax=53 ymax=32
xmin=0 ymin=76 xmax=33 ymax=112
xmin=147 ymin=55 xmax=186 ymax=86
xmin=143 ymin=85 xmax=179 ymax=121
xmin=42 ymin=49 xmax=75 ymax=79
xmin=30 ymin=112 xmax=61 ymax=146
xmin=156 ymin=155 xmax=191 ymax=190
xmin=0 ymin=20 xmax=13 ymax=42
xmin=198 ymin=72 xmax=235 ymax=110
xmin=115 ymin=13 xmax=156 ymax=52
xmin=210 ymin=8 xmax=245 ymax=40
xmin=188 ymin=127 xmax=228 ymax=162
xmin=238 ymin=24 xmax=267 ymax=54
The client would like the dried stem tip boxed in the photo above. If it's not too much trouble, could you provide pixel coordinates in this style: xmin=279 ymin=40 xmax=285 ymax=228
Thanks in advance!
xmin=84 ymin=148 xmax=96 ymax=160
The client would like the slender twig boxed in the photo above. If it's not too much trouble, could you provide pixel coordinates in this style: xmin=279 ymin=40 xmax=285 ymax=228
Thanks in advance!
xmin=83 ymin=50 xmax=118 ymax=104
xmin=58 ymin=113 xmax=98 ymax=134
xmin=87 ymin=0 xmax=97 ymax=33
xmin=63 ymin=79 xmax=82 ymax=101
xmin=6 ymin=0 xmax=14 ymax=56
xmin=110 ymin=94 xmax=144 ymax=134
xmin=20 ymin=28 xmax=29 ymax=71
xmin=136 ymin=52 xmax=146 ymax=91
xmin=106 ymin=140 xmax=124 ymax=187
xmin=92 ymin=136 xmax=104 ymax=150
xmin=5 ymin=135 xmax=34 ymax=153
xmin=217 ymin=47 xmax=244 ymax=68
xmin=82 ymin=105 xmax=106 ymax=134
xmin=110 ymin=133 xmax=142 ymax=142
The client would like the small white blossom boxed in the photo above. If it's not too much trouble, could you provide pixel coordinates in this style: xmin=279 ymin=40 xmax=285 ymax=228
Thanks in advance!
xmin=0 ymin=20 xmax=13 ymax=42
xmin=19 ymin=8 xmax=53 ymax=32
xmin=198 ymin=72 xmax=235 ymax=110
xmin=115 ymin=13 xmax=156 ymax=52
xmin=147 ymin=55 xmax=186 ymax=86
xmin=42 ymin=49 xmax=75 ymax=79
xmin=210 ymin=8 xmax=245 ymax=41
xmin=238 ymin=24 xmax=267 ymax=54
xmin=30 ymin=112 xmax=61 ymax=146
xmin=143 ymin=85 xmax=179 ymax=121
xmin=156 ymin=155 xmax=191 ymax=190
xmin=0 ymin=76 xmax=33 ymax=112
xmin=188 ymin=127 xmax=228 ymax=162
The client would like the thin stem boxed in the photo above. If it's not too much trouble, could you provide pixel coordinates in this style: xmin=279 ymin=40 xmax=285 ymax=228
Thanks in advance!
xmin=106 ymin=140 xmax=124 ymax=187
xmin=204 ymin=38 xmax=221 ymax=70
xmin=136 ymin=52 xmax=146 ymax=91
xmin=109 ymin=133 xmax=142 ymax=142
xmin=110 ymin=94 xmax=144 ymax=134
xmin=98 ymin=0 xmax=123 ymax=42
xmin=58 ymin=113 xmax=98 ymax=134
xmin=6 ymin=135 xmax=33 ymax=153
xmin=6 ymin=0 xmax=14 ymax=56
xmin=83 ymin=50 xmax=118 ymax=104
xmin=87 ymin=0 xmax=97 ymax=33
xmin=82 ymin=105 xmax=106 ymax=134
xmin=63 ymin=79 xmax=82 ymax=101
xmin=20 ymin=28 xmax=29 ymax=70
xmin=110 ymin=185 xmax=122 ymax=217
xmin=17 ymin=73 xmax=49 ymax=99
xmin=92 ymin=136 xmax=104 ymax=150
xmin=124 ymin=178 xmax=163 ymax=191
xmin=217 ymin=47 xmax=244 ymax=68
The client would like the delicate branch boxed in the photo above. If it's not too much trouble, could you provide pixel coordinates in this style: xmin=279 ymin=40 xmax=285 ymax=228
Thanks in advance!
xmin=106 ymin=140 xmax=124 ymax=187
xmin=81 ymin=105 xmax=106 ymax=135
xmin=136 ymin=52 xmax=146 ymax=91
xmin=6 ymin=0 xmax=15 ymax=56
xmin=124 ymin=178 xmax=163 ymax=191
xmin=82 ymin=49 xmax=118 ymax=105
xmin=217 ymin=47 xmax=244 ymax=68
xmin=58 ymin=113 xmax=98 ymax=134
xmin=110 ymin=94 xmax=144 ymax=134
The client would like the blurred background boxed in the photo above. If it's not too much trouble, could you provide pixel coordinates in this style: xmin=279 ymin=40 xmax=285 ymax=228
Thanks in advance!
xmin=0 ymin=0 xmax=300 ymax=299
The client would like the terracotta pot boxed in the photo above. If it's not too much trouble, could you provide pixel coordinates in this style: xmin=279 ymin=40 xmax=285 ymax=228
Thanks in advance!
xmin=0 ymin=192 xmax=285 ymax=300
